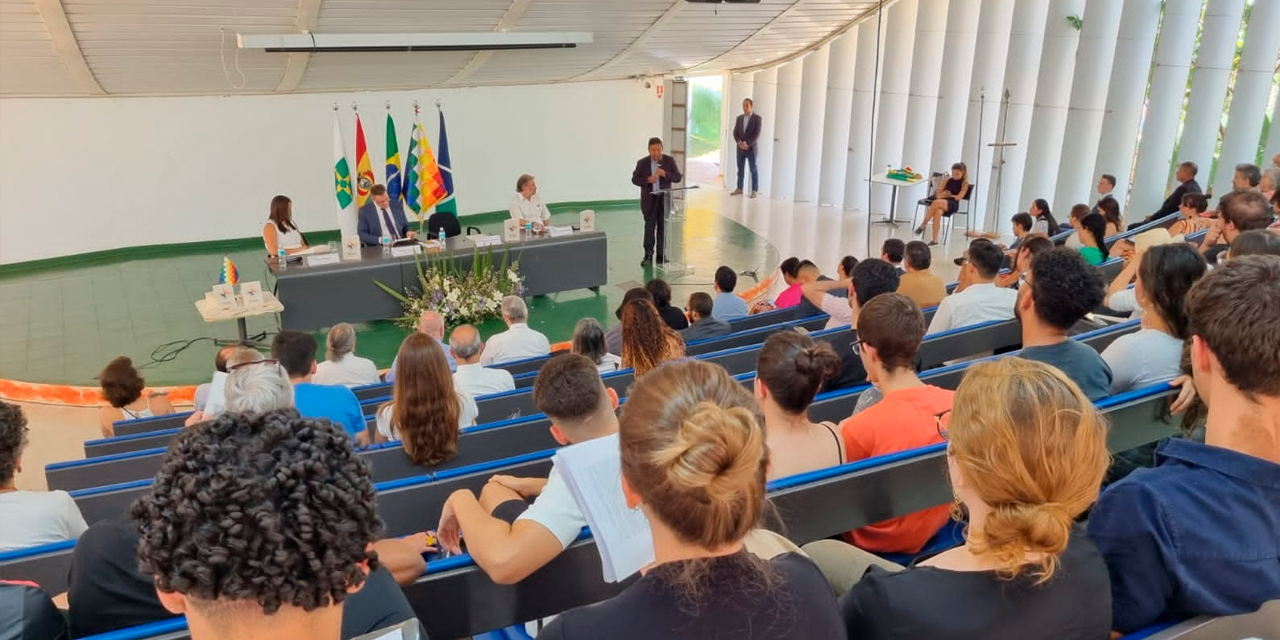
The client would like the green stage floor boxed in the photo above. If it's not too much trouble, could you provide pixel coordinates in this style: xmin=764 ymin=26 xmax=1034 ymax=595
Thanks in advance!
xmin=0 ymin=203 xmax=777 ymax=387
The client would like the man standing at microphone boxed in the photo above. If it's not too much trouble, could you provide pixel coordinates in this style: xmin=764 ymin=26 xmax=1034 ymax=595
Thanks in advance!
xmin=632 ymin=137 xmax=683 ymax=267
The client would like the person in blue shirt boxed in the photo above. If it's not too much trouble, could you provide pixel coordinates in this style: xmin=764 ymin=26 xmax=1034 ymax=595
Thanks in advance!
xmin=271 ymin=330 xmax=366 ymax=440
xmin=711 ymin=266 xmax=748 ymax=321
xmin=1087 ymin=256 xmax=1280 ymax=635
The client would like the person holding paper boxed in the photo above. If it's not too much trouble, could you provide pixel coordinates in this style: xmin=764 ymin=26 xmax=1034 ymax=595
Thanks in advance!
xmin=538 ymin=360 xmax=844 ymax=640
xmin=509 ymin=174 xmax=551 ymax=226
xmin=435 ymin=354 xmax=620 ymax=584
xmin=357 ymin=184 xmax=417 ymax=247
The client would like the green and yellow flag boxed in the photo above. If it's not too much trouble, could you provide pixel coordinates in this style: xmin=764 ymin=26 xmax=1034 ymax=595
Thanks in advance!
xmin=333 ymin=114 xmax=355 ymax=231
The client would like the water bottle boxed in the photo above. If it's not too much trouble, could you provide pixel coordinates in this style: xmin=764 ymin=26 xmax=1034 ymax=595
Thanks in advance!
xmin=525 ymin=221 xmax=533 ymax=238
xmin=277 ymin=249 xmax=287 ymax=271
xmin=437 ymin=228 xmax=446 ymax=245
xmin=381 ymin=236 xmax=391 ymax=256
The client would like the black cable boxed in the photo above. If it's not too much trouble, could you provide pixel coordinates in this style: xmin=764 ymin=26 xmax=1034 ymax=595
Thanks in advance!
xmin=135 ymin=331 xmax=275 ymax=371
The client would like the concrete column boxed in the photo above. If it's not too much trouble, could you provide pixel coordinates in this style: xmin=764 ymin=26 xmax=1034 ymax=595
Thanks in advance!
xmin=929 ymin=0 xmax=980 ymax=177
xmin=725 ymin=72 xmax=755 ymax=193
xmin=770 ymin=60 xmax=804 ymax=201
xmin=1128 ymin=0 xmax=1204 ymax=220
xmin=1020 ymin=0 xmax=1085 ymax=216
xmin=1268 ymin=99 xmax=1280 ymax=164
xmin=795 ymin=46 xmax=830 ymax=202
xmin=819 ymin=30 xmax=858 ymax=208
xmin=961 ymin=0 xmax=1016 ymax=233
xmin=900 ymin=0 xmax=949 ymax=199
xmin=1052 ymin=0 xmax=1124 ymax=214
xmin=869 ymin=0 xmax=919 ymax=218
xmin=1211 ymin=0 xmax=1280 ymax=198
xmin=752 ymin=68 xmax=778 ymax=196
xmin=844 ymin=18 xmax=885 ymax=211
xmin=981 ymin=0 xmax=1051 ymax=234
xmin=1093 ymin=0 xmax=1162 ymax=207
xmin=1179 ymin=0 xmax=1247 ymax=194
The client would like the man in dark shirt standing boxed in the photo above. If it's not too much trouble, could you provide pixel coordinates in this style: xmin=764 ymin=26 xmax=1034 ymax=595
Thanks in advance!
xmin=1134 ymin=161 xmax=1201 ymax=228
xmin=631 ymin=137 xmax=683 ymax=267
xmin=731 ymin=98 xmax=762 ymax=198
xmin=1088 ymin=256 xmax=1280 ymax=634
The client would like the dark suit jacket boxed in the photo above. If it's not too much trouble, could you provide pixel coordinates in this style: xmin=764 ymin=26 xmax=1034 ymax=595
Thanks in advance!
xmin=733 ymin=113 xmax=762 ymax=150
xmin=681 ymin=317 xmax=731 ymax=343
xmin=632 ymin=154 xmax=683 ymax=216
xmin=1152 ymin=179 xmax=1201 ymax=220
xmin=358 ymin=199 xmax=412 ymax=246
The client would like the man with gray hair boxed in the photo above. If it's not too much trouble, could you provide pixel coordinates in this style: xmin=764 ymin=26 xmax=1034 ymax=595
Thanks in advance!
xmin=450 ymin=324 xmax=516 ymax=397
xmin=183 ymin=348 xmax=291 ymax=425
xmin=509 ymin=174 xmax=550 ymax=225
xmin=386 ymin=310 xmax=456 ymax=383
xmin=1232 ymin=163 xmax=1262 ymax=193
xmin=313 ymin=322 xmax=379 ymax=387
xmin=480 ymin=296 xmax=551 ymax=366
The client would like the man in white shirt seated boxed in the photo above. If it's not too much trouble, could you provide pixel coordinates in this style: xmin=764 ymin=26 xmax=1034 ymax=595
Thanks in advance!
xmin=509 ymin=174 xmax=550 ymax=226
xmin=0 ymin=401 xmax=89 ymax=552
xmin=480 ymin=296 xmax=551 ymax=366
xmin=927 ymin=239 xmax=1018 ymax=334
xmin=386 ymin=310 xmax=456 ymax=382
xmin=449 ymin=324 xmax=516 ymax=398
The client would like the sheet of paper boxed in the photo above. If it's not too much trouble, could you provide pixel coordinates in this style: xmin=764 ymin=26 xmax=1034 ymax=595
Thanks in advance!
xmin=555 ymin=433 xmax=654 ymax=582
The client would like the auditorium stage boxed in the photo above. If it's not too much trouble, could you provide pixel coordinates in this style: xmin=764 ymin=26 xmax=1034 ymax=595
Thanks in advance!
xmin=0 ymin=190 xmax=971 ymax=391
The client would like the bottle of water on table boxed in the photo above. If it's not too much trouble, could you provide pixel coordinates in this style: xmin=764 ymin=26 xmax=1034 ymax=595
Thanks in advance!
xmin=438 ymin=228 xmax=446 ymax=246
xmin=381 ymin=236 xmax=391 ymax=256
xmin=277 ymin=249 xmax=287 ymax=271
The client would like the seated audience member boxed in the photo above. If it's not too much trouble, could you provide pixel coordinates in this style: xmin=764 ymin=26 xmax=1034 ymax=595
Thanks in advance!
xmin=193 ymin=344 xmax=237 ymax=411
xmin=376 ymin=333 xmax=477 ymax=462
xmin=1231 ymin=162 xmax=1262 ymax=193
xmin=1015 ymin=248 xmax=1111 ymax=400
xmin=755 ymin=332 xmax=843 ymax=480
xmin=681 ymin=291 xmax=731 ymax=342
xmin=1029 ymin=198 xmax=1061 ymax=237
xmin=313 ymin=322 xmax=380 ymax=387
xmin=1167 ymin=192 xmax=1211 ymax=236
xmin=1201 ymin=190 xmax=1274 ymax=253
xmin=509 ymin=173 xmax=550 ymax=225
xmin=0 ymin=401 xmax=88 ymax=552
xmin=181 ymin=347 xmax=278 ymax=426
xmin=1098 ymin=197 xmax=1123 ymax=239
xmin=1 ymin=580 xmax=67 ymax=638
xmin=1005 ymin=212 xmax=1035 ymax=253
xmin=761 ymin=260 xmax=821 ymax=314
xmin=621 ymin=299 xmax=685 ymax=377
xmin=190 ymin=345 xmax=261 ymax=419
xmin=824 ymin=260 xmax=903 ymax=391
xmin=262 ymin=194 xmax=310 ymax=256
xmin=1136 ymin=160 xmax=1201 ymax=227
xmin=646 ymin=278 xmax=689 ymax=331
xmin=881 ymin=238 xmax=906 ymax=273
xmin=539 ymin=360 xmax=844 ymax=640
xmin=1102 ymin=244 xmax=1206 ymax=394
xmin=605 ymin=287 xmax=653 ymax=356
xmin=449 ymin=324 xmax=516 ymax=398
xmin=1093 ymin=173 xmax=1118 ymax=214
xmin=1261 ymin=166 xmax=1279 ymax=201
xmin=387 ymin=310 xmax=455 ymax=381
xmin=838 ymin=294 xmax=953 ymax=553
xmin=802 ymin=258 xmax=873 ymax=331
xmin=436 ymin=355 xmax=620 ymax=584
xmin=996 ymin=234 xmax=1053 ymax=289
xmin=273 ymin=330 xmax=365 ymax=438
xmin=128 ymin=411 xmax=419 ymax=640
xmin=481 ymin=296 xmax=552 ymax=366
xmin=927 ymin=240 xmax=1016 ymax=334
xmin=1088 ymin=256 xmax=1280 ymax=634
xmin=572 ymin=317 xmax=622 ymax=373
xmin=797 ymin=257 xmax=853 ymax=318
xmin=96 ymin=356 xmax=175 ymax=437
xmin=1076 ymin=212 xmax=1108 ymax=266
xmin=1104 ymin=228 xmax=1181 ymax=318
xmin=770 ymin=257 xmax=804 ymax=309
xmin=805 ymin=358 xmax=1112 ymax=640
xmin=711 ymin=266 xmax=749 ymax=321
xmin=898 ymin=240 xmax=946 ymax=308
xmin=1228 ymin=229 xmax=1280 ymax=258
xmin=1063 ymin=204 xmax=1091 ymax=250
xmin=916 ymin=162 xmax=971 ymax=245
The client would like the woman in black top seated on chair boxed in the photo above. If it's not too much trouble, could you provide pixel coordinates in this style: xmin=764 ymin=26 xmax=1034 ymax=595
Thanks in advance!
xmin=916 ymin=163 xmax=971 ymax=246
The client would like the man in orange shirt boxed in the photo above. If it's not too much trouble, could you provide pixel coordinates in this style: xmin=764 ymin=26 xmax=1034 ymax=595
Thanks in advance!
xmin=839 ymin=293 xmax=954 ymax=554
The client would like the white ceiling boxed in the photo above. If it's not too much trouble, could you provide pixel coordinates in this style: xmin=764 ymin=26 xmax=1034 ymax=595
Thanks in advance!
xmin=0 ymin=0 xmax=880 ymax=97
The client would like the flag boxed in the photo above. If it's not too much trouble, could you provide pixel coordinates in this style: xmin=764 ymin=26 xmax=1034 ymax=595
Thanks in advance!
xmin=333 ymin=114 xmax=355 ymax=233
xmin=404 ymin=119 xmax=447 ymax=219
xmin=385 ymin=113 xmax=402 ymax=201
xmin=435 ymin=108 xmax=457 ymax=216
xmin=354 ymin=113 xmax=375 ymax=207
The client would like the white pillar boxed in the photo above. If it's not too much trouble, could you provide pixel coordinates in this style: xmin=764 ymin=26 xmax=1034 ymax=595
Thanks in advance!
xmin=869 ymin=0 xmax=919 ymax=218
xmin=983 ymin=0 xmax=1051 ymax=234
xmin=725 ymin=73 xmax=755 ymax=193
xmin=1053 ymin=0 xmax=1124 ymax=214
xmin=1179 ymin=0 xmax=1247 ymax=194
xmin=1211 ymin=0 xmax=1280 ymax=198
xmin=929 ymin=0 xmax=980 ymax=175
xmin=844 ymin=18 xmax=885 ymax=211
xmin=752 ymin=68 xmax=778 ymax=196
xmin=771 ymin=60 xmax=803 ymax=201
xmin=900 ymin=0 xmax=949 ymax=194
xmin=795 ymin=46 xmax=830 ymax=202
xmin=1129 ymin=0 xmax=1203 ymax=220
xmin=1268 ymin=98 xmax=1280 ymax=164
xmin=1093 ymin=0 xmax=1162 ymax=207
xmin=819 ymin=30 xmax=858 ymax=208
xmin=962 ymin=0 xmax=1016 ymax=233
xmin=1020 ymin=0 xmax=1085 ymax=216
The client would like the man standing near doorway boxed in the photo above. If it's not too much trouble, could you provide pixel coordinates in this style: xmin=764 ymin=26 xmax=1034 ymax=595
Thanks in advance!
xmin=632 ymin=137 xmax=683 ymax=267
xmin=732 ymin=98 xmax=762 ymax=198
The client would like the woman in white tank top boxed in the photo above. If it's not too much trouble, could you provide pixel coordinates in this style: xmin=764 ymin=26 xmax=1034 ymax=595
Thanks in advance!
xmin=263 ymin=194 xmax=309 ymax=257
xmin=97 ymin=356 xmax=175 ymax=437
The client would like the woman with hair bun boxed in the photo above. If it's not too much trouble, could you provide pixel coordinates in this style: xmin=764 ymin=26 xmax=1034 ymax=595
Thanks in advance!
xmin=538 ymin=360 xmax=844 ymax=640
xmin=756 ymin=331 xmax=844 ymax=480
xmin=804 ymin=358 xmax=1112 ymax=640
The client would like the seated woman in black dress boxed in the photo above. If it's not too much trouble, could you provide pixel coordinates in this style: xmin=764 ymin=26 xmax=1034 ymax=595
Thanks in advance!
xmin=538 ymin=359 xmax=844 ymax=640
xmin=916 ymin=162 xmax=971 ymax=246
xmin=802 ymin=357 xmax=1113 ymax=640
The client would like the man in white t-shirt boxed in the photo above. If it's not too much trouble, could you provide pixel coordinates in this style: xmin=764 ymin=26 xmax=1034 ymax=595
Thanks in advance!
xmin=480 ymin=296 xmax=551 ymax=366
xmin=0 ymin=401 xmax=89 ymax=552
xmin=508 ymin=174 xmax=550 ymax=225
xmin=435 ymin=354 xmax=619 ymax=584
xmin=449 ymin=324 xmax=516 ymax=398
xmin=927 ymin=239 xmax=1018 ymax=334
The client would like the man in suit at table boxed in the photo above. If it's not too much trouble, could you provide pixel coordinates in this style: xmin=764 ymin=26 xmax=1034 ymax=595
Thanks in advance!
xmin=357 ymin=183 xmax=417 ymax=246
xmin=732 ymin=98 xmax=762 ymax=198
xmin=632 ymin=137 xmax=683 ymax=267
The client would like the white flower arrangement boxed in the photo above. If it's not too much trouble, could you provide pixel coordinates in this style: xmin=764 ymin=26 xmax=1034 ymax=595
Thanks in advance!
xmin=375 ymin=246 xmax=524 ymax=327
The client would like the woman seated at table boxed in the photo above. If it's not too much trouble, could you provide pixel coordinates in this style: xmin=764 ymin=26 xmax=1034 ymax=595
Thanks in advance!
xmin=97 ymin=356 xmax=175 ymax=437
xmin=262 ymin=194 xmax=309 ymax=257
xmin=374 ymin=333 xmax=478 ymax=463
xmin=915 ymin=163 xmax=971 ymax=246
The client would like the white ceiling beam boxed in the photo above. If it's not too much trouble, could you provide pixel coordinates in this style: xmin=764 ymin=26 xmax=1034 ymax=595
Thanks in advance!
xmin=573 ymin=1 xmax=686 ymax=80
xmin=698 ymin=0 xmax=894 ymax=75
xmin=443 ymin=0 xmax=538 ymax=86
xmin=275 ymin=0 xmax=323 ymax=92
xmin=32 ymin=0 xmax=105 ymax=95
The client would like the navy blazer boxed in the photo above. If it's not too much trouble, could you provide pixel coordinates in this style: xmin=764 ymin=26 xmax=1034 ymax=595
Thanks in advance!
xmin=734 ymin=113 xmax=762 ymax=150
xmin=358 ymin=199 xmax=412 ymax=246
xmin=631 ymin=154 xmax=683 ymax=216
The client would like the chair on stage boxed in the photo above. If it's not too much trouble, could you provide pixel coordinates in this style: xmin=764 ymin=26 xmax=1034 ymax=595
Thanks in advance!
xmin=427 ymin=211 xmax=481 ymax=239
xmin=912 ymin=175 xmax=975 ymax=244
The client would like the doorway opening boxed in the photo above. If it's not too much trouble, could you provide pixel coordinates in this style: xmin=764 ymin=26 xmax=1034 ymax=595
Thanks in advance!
xmin=686 ymin=75 xmax=723 ymax=186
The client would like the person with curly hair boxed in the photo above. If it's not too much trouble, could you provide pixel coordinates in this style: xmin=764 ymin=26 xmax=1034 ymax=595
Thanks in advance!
xmin=0 ymin=401 xmax=88 ymax=552
xmin=620 ymin=298 xmax=685 ymax=377
xmin=376 ymin=332 xmax=477 ymax=464
xmin=1014 ymin=247 xmax=1111 ymax=400
xmin=131 ymin=409 xmax=416 ymax=640
xmin=97 ymin=356 xmax=175 ymax=437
